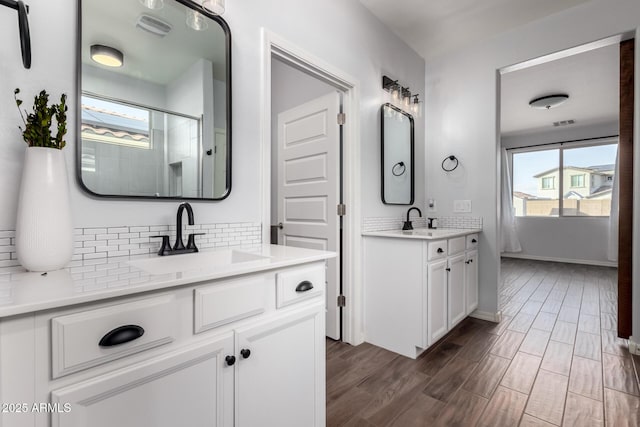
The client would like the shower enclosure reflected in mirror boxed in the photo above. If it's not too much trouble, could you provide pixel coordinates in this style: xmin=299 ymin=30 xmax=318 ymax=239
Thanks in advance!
xmin=78 ymin=0 xmax=231 ymax=199
xmin=381 ymin=103 xmax=414 ymax=205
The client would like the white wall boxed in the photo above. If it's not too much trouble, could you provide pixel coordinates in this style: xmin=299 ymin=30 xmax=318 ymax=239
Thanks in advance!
xmin=502 ymin=122 xmax=617 ymax=264
xmin=270 ymin=57 xmax=337 ymax=223
xmin=424 ymin=0 xmax=640 ymax=331
xmin=0 ymin=0 xmax=424 ymax=230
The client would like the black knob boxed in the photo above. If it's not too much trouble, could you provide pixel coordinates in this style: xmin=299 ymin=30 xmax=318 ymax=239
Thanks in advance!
xmin=445 ymin=267 xmax=451 ymax=272
xmin=437 ymin=248 xmax=444 ymax=254
xmin=225 ymin=355 xmax=236 ymax=366
xmin=240 ymin=349 xmax=251 ymax=359
xmin=472 ymin=238 xmax=477 ymax=243
xmin=465 ymin=260 xmax=470 ymax=264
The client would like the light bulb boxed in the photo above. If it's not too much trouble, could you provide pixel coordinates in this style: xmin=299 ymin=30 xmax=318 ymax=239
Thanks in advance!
xmin=139 ymin=0 xmax=163 ymax=10
xmin=186 ymin=10 xmax=208 ymax=31
xmin=202 ymin=0 xmax=225 ymax=15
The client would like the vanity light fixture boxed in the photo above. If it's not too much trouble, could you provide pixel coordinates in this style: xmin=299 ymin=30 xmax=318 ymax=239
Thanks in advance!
xmin=529 ymin=94 xmax=569 ymax=110
xmin=382 ymin=75 xmax=421 ymax=117
xmin=202 ymin=0 xmax=225 ymax=15
xmin=139 ymin=0 xmax=163 ymax=10
xmin=186 ymin=9 xmax=208 ymax=31
xmin=411 ymin=94 xmax=423 ymax=118
xmin=90 ymin=44 xmax=123 ymax=68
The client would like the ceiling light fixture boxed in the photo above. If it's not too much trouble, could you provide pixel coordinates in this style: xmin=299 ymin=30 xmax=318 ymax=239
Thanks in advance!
xmin=529 ymin=94 xmax=569 ymax=110
xmin=202 ymin=0 xmax=225 ymax=15
xmin=90 ymin=44 xmax=123 ymax=68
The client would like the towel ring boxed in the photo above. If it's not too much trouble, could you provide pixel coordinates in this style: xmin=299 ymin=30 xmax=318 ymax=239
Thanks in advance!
xmin=392 ymin=161 xmax=406 ymax=176
xmin=441 ymin=155 xmax=459 ymax=172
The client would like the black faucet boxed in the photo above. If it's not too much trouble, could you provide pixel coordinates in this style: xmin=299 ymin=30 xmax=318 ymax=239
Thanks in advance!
xmin=402 ymin=207 xmax=422 ymax=230
xmin=151 ymin=202 xmax=204 ymax=256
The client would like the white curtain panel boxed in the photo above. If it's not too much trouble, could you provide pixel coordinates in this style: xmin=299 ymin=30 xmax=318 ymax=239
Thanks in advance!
xmin=501 ymin=148 xmax=522 ymax=253
xmin=607 ymin=146 xmax=619 ymax=262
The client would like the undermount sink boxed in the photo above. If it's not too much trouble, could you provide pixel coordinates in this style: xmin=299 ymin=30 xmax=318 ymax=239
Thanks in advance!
xmin=400 ymin=228 xmax=461 ymax=237
xmin=128 ymin=249 xmax=269 ymax=275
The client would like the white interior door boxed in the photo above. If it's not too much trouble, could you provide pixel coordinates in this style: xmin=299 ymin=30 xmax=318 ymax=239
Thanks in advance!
xmin=277 ymin=92 xmax=341 ymax=340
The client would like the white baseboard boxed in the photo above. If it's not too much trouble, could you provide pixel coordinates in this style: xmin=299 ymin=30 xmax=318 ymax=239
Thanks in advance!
xmin=501 ymin=253 xmax=617 ymax=268
xmin=470 ymin=310 xmax=503 ymax=323
xmin=629 ymin=336 xmax=640 ymax=356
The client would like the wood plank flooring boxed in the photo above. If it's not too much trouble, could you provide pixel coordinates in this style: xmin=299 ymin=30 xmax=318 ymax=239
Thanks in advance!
xmin=327 ymin=258 xmax=640 ymax=426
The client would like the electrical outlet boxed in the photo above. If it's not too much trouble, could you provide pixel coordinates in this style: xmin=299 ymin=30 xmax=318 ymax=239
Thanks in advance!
xmin=453 ymin=200 xmax=472 ymax=213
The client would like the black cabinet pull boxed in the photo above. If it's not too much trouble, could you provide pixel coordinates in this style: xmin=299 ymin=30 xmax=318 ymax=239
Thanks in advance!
xmin=295 ymin=280 xmax=314 ymax=292
xmin=437 ymin=248 xmax=444 ymax=254
xmin=225 ymin=355 xmax=236 ymax=366
xmin=99 ymin=325 xmax=144 ymax=347
xmin=240 ymin=349 xmax=251 ymax=359
xmin=471 ymin=238 xmax=477 ymax=243
xmin=465 ymin=260 xmax=470 ymax=264
xmin=445 ymin=267 xmax=451 ymax=272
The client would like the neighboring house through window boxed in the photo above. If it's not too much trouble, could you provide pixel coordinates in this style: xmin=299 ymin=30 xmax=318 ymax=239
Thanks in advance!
xmin=511 ymin=140 xmax=617 ymax=217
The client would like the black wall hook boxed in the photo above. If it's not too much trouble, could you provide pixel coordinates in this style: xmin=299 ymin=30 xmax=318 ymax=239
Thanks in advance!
xmin=1 ymin=0 xmax=31 ymax=69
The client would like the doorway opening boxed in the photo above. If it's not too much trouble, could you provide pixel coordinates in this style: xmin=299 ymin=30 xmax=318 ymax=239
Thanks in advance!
xmin=497 ymin=34 xmax=634 ymax=340
xmin=260 ymin=30 xmax=362 ymax=345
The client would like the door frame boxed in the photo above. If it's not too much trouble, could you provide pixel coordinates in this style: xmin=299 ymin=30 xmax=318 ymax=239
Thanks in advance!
xmin=260 ymin=29 xmax=363 ymax=345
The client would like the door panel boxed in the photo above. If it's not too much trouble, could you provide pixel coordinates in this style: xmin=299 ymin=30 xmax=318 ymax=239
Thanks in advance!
xmin=428 ymin=259 xmax=448 ymax=345
xmin=235 ymin=305 xmax=325 ymax=427
xmin=448 ymin=254 xmax=466 ymax=328
xmin=277 ymin=92 xmax=341 ymax=339
xmin=51 ymin=336 xmax=234 ymax=427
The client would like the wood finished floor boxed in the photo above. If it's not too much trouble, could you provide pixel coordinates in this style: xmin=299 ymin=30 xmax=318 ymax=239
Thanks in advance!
xmin=326 ymin=258 xmax=640 ymax=426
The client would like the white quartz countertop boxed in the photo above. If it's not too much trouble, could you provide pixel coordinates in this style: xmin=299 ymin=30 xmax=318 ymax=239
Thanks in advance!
xmin=362 ymin=228 xmax=482 ymax=240
xmin=0 ymin=245 xmax=335 ymax=318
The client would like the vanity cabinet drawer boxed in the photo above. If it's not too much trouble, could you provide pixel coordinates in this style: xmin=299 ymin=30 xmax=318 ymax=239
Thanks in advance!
xmin=427 ymin=240 xmax=448 ymax=261
xmin=466 ymin=234 xmax=479 ymax=249
xmin=51 ymin=294 xmax=178 ymax=379
xmin=276 ymin=264 xmax=324 ymax=308
xmin=448 ymin=237 xmax=466 ymax=255
xmin=194 ymin=275 xmax=271 ymax=334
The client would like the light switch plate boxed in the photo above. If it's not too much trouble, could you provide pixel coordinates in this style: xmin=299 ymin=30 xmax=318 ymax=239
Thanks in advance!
xmin=428 ymin=199 xmax=437 ymax=212
xmin=453 ymin=200 xmax=472 ymax=213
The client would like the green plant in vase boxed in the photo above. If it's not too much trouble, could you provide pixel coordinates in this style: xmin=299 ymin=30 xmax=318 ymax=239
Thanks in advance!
xmin=14 ymin=88 xmax=68 ymax=149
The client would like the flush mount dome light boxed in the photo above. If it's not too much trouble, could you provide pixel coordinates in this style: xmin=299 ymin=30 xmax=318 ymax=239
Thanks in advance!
xmin=90 ymin=45 xmax=123 ymax=68
xmin=529 ymin=94 xmax=569 ymax=110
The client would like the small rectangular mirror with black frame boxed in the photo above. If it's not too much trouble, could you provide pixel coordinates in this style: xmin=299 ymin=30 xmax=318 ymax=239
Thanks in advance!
xmin=78 ymin=0 xmax=231 ymax=200
xmin=381 ymin=103 xmax=414 ymax=205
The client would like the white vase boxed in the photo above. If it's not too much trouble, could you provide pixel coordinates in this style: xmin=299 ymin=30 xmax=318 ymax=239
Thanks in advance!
xmin=16 ymin=147 xmax=74 ymax=272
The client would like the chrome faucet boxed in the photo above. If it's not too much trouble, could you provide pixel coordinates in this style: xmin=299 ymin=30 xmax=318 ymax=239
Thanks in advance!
xmin=402 ymin=207 xmax=422 ymax=230
xmin=151 ymin=202 xmax=204 ymax=256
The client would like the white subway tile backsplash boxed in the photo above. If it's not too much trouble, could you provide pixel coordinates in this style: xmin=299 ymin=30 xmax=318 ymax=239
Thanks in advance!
xmin=362 ymin=216 xmax=482 ymax=232
xmin=0 ymin=222 xmax=263 ymax=267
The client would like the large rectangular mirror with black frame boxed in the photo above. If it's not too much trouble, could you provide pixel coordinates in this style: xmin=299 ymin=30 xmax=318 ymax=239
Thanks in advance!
xmin=381 ymin=103 xmax=414 ymax=205
xmin=78 ymin=0 xmax=231 ymax=200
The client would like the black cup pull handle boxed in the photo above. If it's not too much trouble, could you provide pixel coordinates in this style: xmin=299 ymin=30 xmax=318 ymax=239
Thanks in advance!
xmin=437 ymin=248 xmax=444 ymax=254
xmin=472 ymin=238 xmax=477 ymax=243
xmin=99 ymin=325 xmax=144 ymax=347
xmin=295 ymin=280 xmax=314 ymax=292
xmin=240 ymin=349 xmax=251 ymax=359
xmin=225 ymin=355 xmax=236 ymax=366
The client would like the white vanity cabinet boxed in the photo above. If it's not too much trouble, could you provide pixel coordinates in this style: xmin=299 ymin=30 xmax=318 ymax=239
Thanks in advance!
xmin=364 ymin=230 xmax=480 ymax=358
xmin=0 ymin=259 xmax=327 ymax=427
